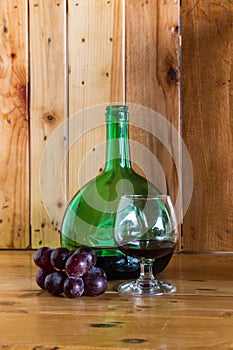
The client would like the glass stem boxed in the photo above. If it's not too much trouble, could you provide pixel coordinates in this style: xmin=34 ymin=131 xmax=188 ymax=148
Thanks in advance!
xmin=137 ymin=259 xmax=155 ymax=285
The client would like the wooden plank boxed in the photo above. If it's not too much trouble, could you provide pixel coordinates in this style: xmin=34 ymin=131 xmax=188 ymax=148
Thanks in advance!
xmin=30 ymin=0 xmax=67 ymax=248
xmin=2 ymin=290 xmax=233 ymax=317
xmin=0 ymin=0 xmax=29 ymax=248
xmin=1 ymin=312 xmax=233 ymax=349
xmin=182 ymin=1 xmax=233 ymax=251
xmin=2 ymin=250 xmax=233 ymax=295
xmin=1 ymin=252 xmax=233 ymax=349
xmin=68 ymin=0 xmax=123 ymax=198
xmin=125 ymin=0 xmax=181 ymax=238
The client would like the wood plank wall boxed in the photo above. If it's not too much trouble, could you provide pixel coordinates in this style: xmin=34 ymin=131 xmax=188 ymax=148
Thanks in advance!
xmin=0 ymin=1 xmax=29 ymax=248
xmin=30 ymin=1 xmax=67 ymax=248
xmin=68 ymin=0 xmax=123 ymax=200
xmin=0 ymin=0 xmax=232 ymax=252
xmin=125 ymin=0 xmax=180 ymax=224
xmin=182 ymin=0 xmax=233 ymax=251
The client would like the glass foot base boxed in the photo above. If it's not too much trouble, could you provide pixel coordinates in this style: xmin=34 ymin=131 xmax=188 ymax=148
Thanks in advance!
xmin=117 ymin=279 xmax=176 ymax=296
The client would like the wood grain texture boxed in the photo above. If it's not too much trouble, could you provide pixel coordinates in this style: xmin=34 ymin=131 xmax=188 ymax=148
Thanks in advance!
xmin=125 ymin=0 xmax=181 ymax=229
xmin=1 ymin=251 xmax=233 ymax=349
xmin=0 ymin=1 xmax=29 ymax=248
xmin=68 ymin=0 xmax=124 ymax=199
xmin=182 ymin=1 xmax=233 ymax=251
xmin=30 ymin=0 xmax=67 ymax=248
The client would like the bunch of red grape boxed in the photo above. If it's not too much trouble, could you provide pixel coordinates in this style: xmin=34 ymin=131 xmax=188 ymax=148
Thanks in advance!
xmin=33 ymin=246 xmax=108 ymax=298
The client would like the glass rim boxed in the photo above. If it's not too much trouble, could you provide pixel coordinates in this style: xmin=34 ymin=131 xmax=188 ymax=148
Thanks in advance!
xmin=120 ymin=194 xmax=172 ymax=201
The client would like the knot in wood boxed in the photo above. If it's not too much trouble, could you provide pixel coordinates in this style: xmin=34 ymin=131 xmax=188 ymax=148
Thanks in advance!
xmin=43 ymin=113 xmax=56 ymax=124
xmin=167 ymin=67 xmax=179 ymax=85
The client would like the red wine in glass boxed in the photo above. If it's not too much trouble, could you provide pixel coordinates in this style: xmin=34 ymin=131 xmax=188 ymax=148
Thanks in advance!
xmin=119 ymin=239 xmax=176 ymax=260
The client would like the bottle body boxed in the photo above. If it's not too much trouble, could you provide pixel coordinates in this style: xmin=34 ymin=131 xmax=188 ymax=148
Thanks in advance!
xmin=61 ymin=167 xmax=156 ymax=251
xmin=61 ymin=106 xmax=173 ymax=279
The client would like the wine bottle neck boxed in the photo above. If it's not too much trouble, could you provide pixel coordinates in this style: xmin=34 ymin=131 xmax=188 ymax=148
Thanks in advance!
xmin=104 ymin=108 xmax=132 ymax=171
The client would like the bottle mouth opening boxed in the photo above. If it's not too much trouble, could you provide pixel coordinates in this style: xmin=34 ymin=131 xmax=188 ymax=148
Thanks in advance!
xmin=105 ymin=105 xmax=129 ymax=122
xmin=106 ymin=105 xmax=128 ymax=111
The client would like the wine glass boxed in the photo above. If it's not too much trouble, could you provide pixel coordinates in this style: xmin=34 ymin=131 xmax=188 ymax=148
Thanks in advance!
xmin=114 ymin=194 xmax=178 ymax=296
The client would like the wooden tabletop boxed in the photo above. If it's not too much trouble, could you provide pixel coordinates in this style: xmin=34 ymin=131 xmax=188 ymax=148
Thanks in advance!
xmin=1 ymin=251 xmax=233 ymax=349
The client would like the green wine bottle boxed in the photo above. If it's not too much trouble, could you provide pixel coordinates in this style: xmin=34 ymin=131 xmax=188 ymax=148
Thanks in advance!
xmin=61 ymin=105 xmax=173 ymax=279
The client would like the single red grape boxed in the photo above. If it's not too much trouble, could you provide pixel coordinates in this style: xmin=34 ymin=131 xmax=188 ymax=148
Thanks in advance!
xmin=44 ymin=271 xmax=67 ymax=295
xmin=83 ymin=273 xmax=108 ymax=296
xmin=50 ymin=247 xmax=72 ymax=270
xmin=36 ymin=268 xmax=51 ymax=290
xmin=84 ymin=266 xmax=107 ymax=279
xmin=63 ymin=276 xmax=84 ymax=298
xmin=74 ymin=246 xmax=97 ymax=268
xmin=33 ymin=247 xmax=54 ymax=272
xmin=65 ymin=252 xmax=90 ymax=277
